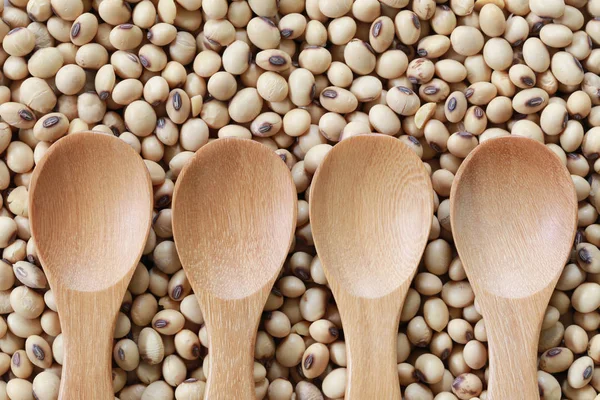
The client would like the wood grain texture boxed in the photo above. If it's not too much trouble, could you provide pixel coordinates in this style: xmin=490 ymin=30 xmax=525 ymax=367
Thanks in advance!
xmin=29 ymin=132 xmax=153 ymax=400
xmin=450 ymin=136 xmax=578 ymax=400
xmin=309 ymin=135 xmax=434 ymax=400
xmin=172 ymin=138 xmax=297 ymax=400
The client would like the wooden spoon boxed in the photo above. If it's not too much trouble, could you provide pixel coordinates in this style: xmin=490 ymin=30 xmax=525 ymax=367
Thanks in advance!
xmin=172 ymin=138 xmax=297 ymax=399
xmin=309 ymin=134 xmax=433 ymax=399
xmin=450 ymin=136 xmax=577 ymax=399
xmin=29 ymin=132 xmax=153 ymax=399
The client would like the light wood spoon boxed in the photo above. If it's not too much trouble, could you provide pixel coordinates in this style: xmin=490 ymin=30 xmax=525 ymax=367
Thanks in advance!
xmin=172 ymin=138 xmax=297 ymax=399
xmin=450 ymin=136 xmax=577 ymax=399
xmin=29 ymin=132 xmax=153 ymax=399
xmin=309 ymin=134 xmax=433 ymax=399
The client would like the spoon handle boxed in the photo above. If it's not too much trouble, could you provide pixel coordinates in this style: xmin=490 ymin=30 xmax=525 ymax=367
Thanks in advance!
xmin=337 ymin=289 xmax=406 ymax=400
xmin=57 ymin=288 xmax=120 ymax=400
xmin=203 ymin=295 xmax=264 ymax=400
xmin=481 ymin=294 xmax=547 ymax=399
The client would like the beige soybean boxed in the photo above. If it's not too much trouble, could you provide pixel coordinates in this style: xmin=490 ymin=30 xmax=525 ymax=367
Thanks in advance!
xmin=32 ymin=371 xmax=59 ymax=400
xmin=387 ymin=86 xmax=421 ymax=116
xmin=322 ymin=368 xmax=347 ymax=399
xmin=415 ymin=353 xmax=445 ymax=384
xmin=20 ymin=77 xmax=56 ymax=114
xmin=509 ymin=64 xmax=536 ymax=89
xmin=452 ymin=373 xmax=483 ymax=399
xmin=26 ymin=0 xmax=53 ymax=22
xmin=566 ymin=31 xmax=592 ymax=60
xmin=70 ymin=13 xmax=98 ymax=46
xmin=94 ymin=64 xmax=116 ymax=100
xmin=568 ymin=356 xmax=594 ymax=389
xmin=369 ymin=105 xmax=401 ymax=136
xmin=27 ymin=47 xmax=63 ymax=79
xmin=327 ymin=16 xmax=356 ymax=46
xmin=278 ymin=13 xmax=307 ymax=40
xmin=376 ymin=50 xmax=408 ymax=80
xmin=417 ymin=35 xmax=451 ymax=59
xmin=288 ymin=68 xmax=315 ymax=107
xmin=395 ymin=11 xmax=421 ymax=45
xmin=111 ymin=51 xmax=143 ymax=79
xmin=541 ymin=24 xmax=574 ymax=48
xmin=483 ymin=38 xmax=513 ymax=71
xmin=6 ymin=378 xmax=33 ymax=400
xmin=13 ymin=261 xmax=46 ymax=289
xmin=423 ymin=297 xmax=449 ymax=333
xmin=541 ymin=103 xmax=569 ymax=136
xmin=539 ymin=347 xmax=575 ymax=373
xmin=112 ymin=79 xmax=143 ymax=106
xmin=568 ymin=91 xmax=593 ymax=120
xmin=55 ymin=65 xmax=86 ymax=96
xmin=319 ymin=0 xmax=352 ymax=18
xmin=530 ymin=0 xmax=565 ymax=18
xmin=11 ymin=349 xmax=34 ymax=378
xmin=552 ymin=51 xmax=585 ymax=86
xmin=131 ymin=1 xmax=157 ymax=28
xmin=152 ymin=310 xmax=185 ymax=335
xmin=76 ymin=43 xmax=109 ymax=70
xmin=512 ymin=88 xmax=549 ymax=114
xmin=301 ymin=342 xmax=329 ymax=378
xmin=0 ymin=103 xmax=36 ymax=129
xmin=504 ymin=15 xmax=529 ymax=46
xmin=114 ymin=339 xmax=140 ymax=371
xmin=298 ymin=46 xmax=332 ymax=75
xmin=319 ymin=87 xmax=358 ymax=114
xmin=164 ymin=89 xmax=190 ymax=124
xmin=124 ymin=100 xmax=156 ymax=137
xmin=138 ymin=45 xmax=168 ymax=72
xmin=3 ymin=28 xmax=35 ymax=57
xmin=255 ymin=50 xmax=292 ymax=73
xmin=305 ymin=20 xmax=327 ymax=46
xmin=407 ymin=58 xmax=435 ymax=85
xmin=10 ymin=286 xmax=44 ymax=319
xmin=3 ymin=56 xmax=28 ymax=81
xmin=344 ymin=39 xmax=376 ymax=75
xmin=147 ymin=23 xmax=177 ymax=46
xmin=522 ymin=38 xmax=551 ymax=73
xmin=465 ymin=82 xmax=497 ymax=106
xmin=247 ymin=17 xmax=280 ymax=50
xmin=221 ymin=41 xmax=250 ymax=76
xmin=257 ymin=71 xmax=288 ymax=102
xmin=486 ymin=96 xmax=513 ymax=124
xmin=450 ymin=26 xmax=484 ymax=56
xmin=25 ymin=335 xmax=51 ymax=368
xmin=435 ymin=60 xmax=467 ymax=83
xmin=227 ymin=88 xmax=262 ymax=123
xmin=174 ymin=379 xmax=205 ymax=400
xmin=479 ymin=4 xmax=505 ymax=37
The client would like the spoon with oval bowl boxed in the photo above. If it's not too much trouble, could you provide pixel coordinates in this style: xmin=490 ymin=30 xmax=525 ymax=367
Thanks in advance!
xmin=29 ymin=132 xmax=153 ymax=399
xmin=309 ymin=134 xmax=434 ymax=399
xmin=450 ymin=136 xmax=577 ymax=399
xmin=172 ymin=138 xmax=297 ymax=399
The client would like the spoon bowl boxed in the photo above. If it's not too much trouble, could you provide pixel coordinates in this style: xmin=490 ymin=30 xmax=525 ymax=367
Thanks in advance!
xmin=310 ymin=134 xmax=433 ymax=399
xmin=450 ymin=136 xmax=577 ymax=399
xmin=30 ymin=132 xmax=153 ymax=399
xmin=172 ymin=138 xmax=296 ymax=399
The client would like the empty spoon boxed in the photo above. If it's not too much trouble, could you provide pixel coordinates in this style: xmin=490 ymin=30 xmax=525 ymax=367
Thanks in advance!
xmin=29 ymin=132 xmax=153 ymax=399
xmin=172 ymin=138 xmax=297 ymax=399
xmin=450 ymin=136 xmax=577 ymax=399
xmin=310 ymin=134 xmax=433 ymax=399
